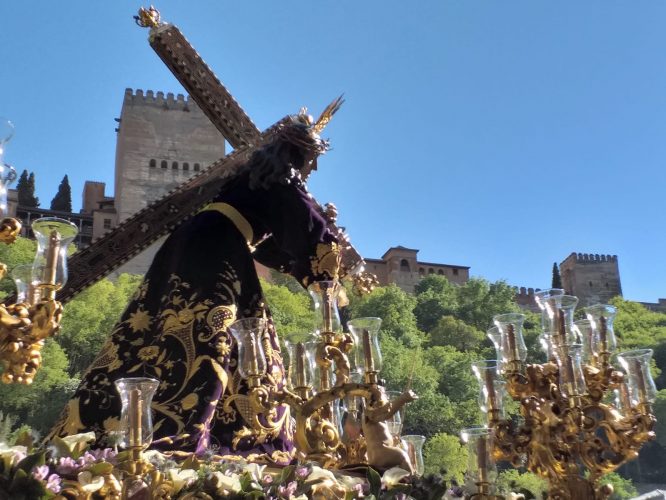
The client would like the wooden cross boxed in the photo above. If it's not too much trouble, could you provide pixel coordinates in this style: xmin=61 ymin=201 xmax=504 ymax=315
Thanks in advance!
xmin=57 ymin=7 xmax=366 ymax=303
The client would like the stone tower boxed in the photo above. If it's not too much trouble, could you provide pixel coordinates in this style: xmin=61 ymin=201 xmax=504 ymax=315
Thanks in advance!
xmin=559 ymin=253 xmax=622 ymax=306
xmin=113 ymin=88 xmax=226 ymax=274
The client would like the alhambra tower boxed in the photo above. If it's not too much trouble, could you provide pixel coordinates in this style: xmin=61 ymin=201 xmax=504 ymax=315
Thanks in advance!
xmin=111 ymin=88 xmax=226 ymax=274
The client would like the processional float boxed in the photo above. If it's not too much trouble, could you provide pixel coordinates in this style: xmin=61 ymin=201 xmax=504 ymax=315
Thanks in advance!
xmin=0 ymin=6 xmax=423 ymax=498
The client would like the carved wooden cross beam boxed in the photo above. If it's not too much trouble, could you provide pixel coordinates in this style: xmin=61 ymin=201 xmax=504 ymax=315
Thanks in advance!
xmin=57 ymin=8 xmax=365 ymax=303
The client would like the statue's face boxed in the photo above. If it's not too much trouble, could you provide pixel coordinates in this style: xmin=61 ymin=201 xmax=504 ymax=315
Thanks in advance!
xmin=300 ymin=153 xmax=318 ymax=180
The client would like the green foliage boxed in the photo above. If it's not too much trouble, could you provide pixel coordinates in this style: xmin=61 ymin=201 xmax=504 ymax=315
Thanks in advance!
xmin=423 ymin=432 xmax=468 ymax=483
xmin=0 ymin=412 xmax=17 ymax=443
xmin=58 ymin=274 xmax=142 ymax=376
xmin=599 ymin=472 xmax=638 ymax=500
xmin=424 ymin=346 xmax=479 ymax=402
xmin=428 ymin=315 xmax=485 ymax=351
xmin=0 ymin=237 xmax=37 ymax=296
xmin=49 ymin=174 xmax=72 ymax=212
xmin=611 ymin=296 xmax=666 ymax=350
xmin=414 ymin=275 xmax=458 ymax=332
xmin=351 ymin=284 xmax=422 ymax=346
xmin=0 ymin=340 xmax=77 ymax=435
xmin=496 ymin=469 xmax=548 ymax=499
xmin=414 ymin=275 xmax=518 ymax=334
xmin=261 ymin=278 xmax=316 ymax=341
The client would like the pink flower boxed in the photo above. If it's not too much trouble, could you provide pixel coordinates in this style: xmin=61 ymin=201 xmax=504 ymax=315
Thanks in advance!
xmin=32 ymin=465 xmax=50 ymax=481
xmin=46 ymin=474 xmax=62 ymax=494
xmin=295 ymin=466 xmax=310 ymax=479
xmin=278 ymin=481 xmax=298 ymax=498
xmin=263 ymin=474 xmax=274 ymax=485
xmin=56 ymin=456 xmax=79 ymax=475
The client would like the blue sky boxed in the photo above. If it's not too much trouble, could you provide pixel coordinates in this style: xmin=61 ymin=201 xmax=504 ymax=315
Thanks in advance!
xmin=2 ymin=1 xmax=666 ymax=303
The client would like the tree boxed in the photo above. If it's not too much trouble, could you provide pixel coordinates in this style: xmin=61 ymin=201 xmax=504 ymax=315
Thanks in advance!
xmin=0 ymin=339 xmax=76 ymax=434
xmin=261 ymin=278 xmax=316 ymax=341
xmin=496 ymin=470 xmax=548 ymax=499
xmin=428 ymin=315 xmax=485 ymax=352
xmin=16 ymin=170 xmax=39 ymax=207
xmin=0 ymin=236 xmax=37 ymax=296
xmin=423 ymin=432 xmax=468 ymax=482
xmin=414 ymin=275 xmax=458 ymax=333
xmin=50 ymin=174 xmax=72 ymax=212
xmin=57 ymin=274 xmax=142 ymax=376
xmin=552 ymin=262 xmax=562 ymax=289
xmin=350 ymin=284 xmax=423 ymax=346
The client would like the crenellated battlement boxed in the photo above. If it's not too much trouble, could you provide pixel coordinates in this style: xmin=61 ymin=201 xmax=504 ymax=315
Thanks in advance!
xmin=513 ymin=286 xmax=543 ymax=311
xmin=563 ymin=252 xmax=617 ymax=264
xmin=123 ymin=88 xmax=193 ymax=111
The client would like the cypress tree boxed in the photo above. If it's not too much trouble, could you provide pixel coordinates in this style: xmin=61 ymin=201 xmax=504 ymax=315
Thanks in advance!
xmin=17 ymin=169 xmax=39 ymax=207
xmin=552 ymin=262 xmax=563 ymax=289
xmin=50 ymin=175 xmax=72 ymax=212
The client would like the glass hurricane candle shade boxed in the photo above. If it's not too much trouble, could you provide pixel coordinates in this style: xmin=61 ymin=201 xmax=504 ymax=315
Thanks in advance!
xmin=285 ymin=339 xmax=316 ymax=390
xmin=617 ymin=349 xmax=657 ymax=405
xmin=0 ymin=118 xmax=15 ymax=158
xmin=347 ymin=317 xmax=383 ymax=374
xmin=308 ymin=280 xmax=342 ymax=333
xmin=541 ymin=295 xmax=579 ymax=348
xmin=493 ymin=313 xmax=528 ymax=365
xmin=534 ymin=288 xmax=564 ymax=334
xmin=0 ymin=163 xmax=16 ymax=216
xmin=471 ymin=360 xmax=505 ymax=418
xmin=460 ymin=427 xmax=497 ymax=494
xmin=584 ymin=304 xmax=617 ymax=356
xmin=574 ymin=319 xmax=595 ymax=365
xmin=401 ymin=434 xmax=425 ymax=476
xmin=11 ymin=264 xmax=40 ymax=304
xmin=554 ymin=344 xmax=587 ymax=398
xmin=228 ymin=317 xmax=267 ymax=379
xmin=486 ymin=326 xmax=502 ymax=365
xmin=114 ymin=377 xmax=159 ymax=450
xmin=31 ymin=217 xmax=79 ymax=291
xmin=385 ymin=390 xmax=405 ymax=440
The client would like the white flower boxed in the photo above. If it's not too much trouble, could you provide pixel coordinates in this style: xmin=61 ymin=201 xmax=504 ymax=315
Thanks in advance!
xmin=381 ymin=466 xmax=410 ymax=487
xmin=168 ymin=468 xmax=198 ymax=492
xmin=77 ymin=470 xmax=105 ymax=493
xmin=61 ymin=432 xmax=96 ymax=449
xmin=212 ymin=471 xmax=242 ymax=493
xmin=244 ymin=462 xmax=266 ymax=481
xmin=0 ymin=444 xmax=27 ymax=469
xmin=305 ymin=465 xmax=338 ymax=484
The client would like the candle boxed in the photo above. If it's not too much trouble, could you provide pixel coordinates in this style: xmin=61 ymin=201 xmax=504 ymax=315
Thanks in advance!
xmin=323 ymin=289 xmax=333 ymax=332
xmin=557 ymin=310 xmax=566 ymax=346
xmin=507 ymin=324 xmax=518 ymax=362
xmin=477 ymin=435 xmax=488 ymax=482
xmin=296 ymin=342 xmax=306 ymax=387
xmin=599 ymin=316 xmax=607 ymax=353
xmin=363 ymin=329 xmax=375 ymax=372
xmin=485 ymin=370 xmax=497 ymax=411
xmin=634 ymin=359 xmax=647 ymax=403
xmin=247 ymin=332 xmax=260 ymax=376
xmin=43 ymin=230 xmax=60 ymax=287
xmin=129 ymin=388 xmax=142 ymax=448
xmin=619 ymin=382 xmax=632 ymax=410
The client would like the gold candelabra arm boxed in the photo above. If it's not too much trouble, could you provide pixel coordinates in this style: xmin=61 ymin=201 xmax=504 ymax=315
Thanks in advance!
xmin=0 ymin=217 xmax=21 ymax=245
xmin=0 ymin=299 xmax=62 ymax=384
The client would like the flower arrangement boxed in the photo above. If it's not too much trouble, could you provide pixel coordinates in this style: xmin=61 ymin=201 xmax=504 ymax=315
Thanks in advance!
xmin=0 ymin=433 xmax=448 ymax=499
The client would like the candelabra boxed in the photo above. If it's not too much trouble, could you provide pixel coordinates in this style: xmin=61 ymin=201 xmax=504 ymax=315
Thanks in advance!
xmin=466 ymin=289 xmax=656 ymax=500
xmin=225 ymin=279 xmax=419 ymax=471
xmin=0 ymin=119 xmax=78 ymax=384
